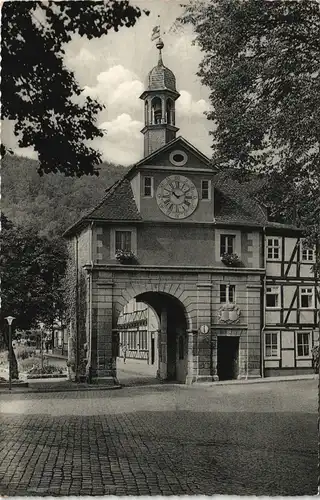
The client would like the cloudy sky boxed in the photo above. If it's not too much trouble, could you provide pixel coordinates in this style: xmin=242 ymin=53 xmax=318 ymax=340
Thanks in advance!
xmin=4 ymin=0 xmax=214 ymax=166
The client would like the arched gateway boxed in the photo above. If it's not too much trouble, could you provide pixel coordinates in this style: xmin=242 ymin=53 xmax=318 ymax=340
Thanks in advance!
xmin=118 ymin=291 xmax=189 ymax=383
xmin=86 ymin=268 xmax=198 ymax=385
xmin=63 ymin=37 xmax=298 ymax=386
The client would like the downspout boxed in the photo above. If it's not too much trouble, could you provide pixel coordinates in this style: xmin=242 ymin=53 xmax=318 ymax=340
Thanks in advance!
xmin=86 ymin=222 xmax=94 ymax=382
xmin=75 ymin=235 xmax=79 ymax=382
xmin=261 ymin=227 xmax=267 ymax=378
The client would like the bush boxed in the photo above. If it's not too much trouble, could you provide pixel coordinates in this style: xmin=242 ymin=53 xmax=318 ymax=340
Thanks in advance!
xmin=312 ymin=345 xmax=319 ymax=373
xmin=15 ymin=346 xmax=37 ymax=360
xmin=27 ymin=364 xmax=64 ymax=375
xmin=0 ymin=350 xmax=8 ymax=365
xmin=18 ymin=356 xmax=42 ymax=372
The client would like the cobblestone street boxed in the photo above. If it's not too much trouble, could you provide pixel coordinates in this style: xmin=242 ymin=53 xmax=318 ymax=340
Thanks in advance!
xmin=0 ymin=379 xmax=317 ymax=496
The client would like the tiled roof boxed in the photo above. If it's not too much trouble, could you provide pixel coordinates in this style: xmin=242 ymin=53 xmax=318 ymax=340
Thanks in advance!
xmin=147 ymin=62 xmax=176 ymax=92
xmin=87 ymin=178 xmax=142 ymax=221
xmin=63 ymin=178 xmax=141 ymax=236
xmin=266 ymin=221 xmax=301 ymax=231
xmin=213 ymin=171 xmax=268 ymax=225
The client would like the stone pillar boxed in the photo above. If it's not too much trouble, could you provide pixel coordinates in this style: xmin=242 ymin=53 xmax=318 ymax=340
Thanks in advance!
xmin=158 ymin=309 xmax=167 ymax=379
xmin=210 ymin=331 xmax=219 ymax=380
xmin=186 ymin=328 xmax=194 ymax=385
xmin=238 ymin=282 xmax=262 ymax=379
xmin=91 ymin=280 xmax=116 ymax=385
xmin=161 ymin=97 xmax=166 ymax=123
xmin=196 ymin=282 xmax=215 ymax=382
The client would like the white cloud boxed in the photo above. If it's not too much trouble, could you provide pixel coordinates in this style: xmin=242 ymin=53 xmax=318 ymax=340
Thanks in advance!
xmin=176 ymin=90 xmax=210 ymax=117
xmin=95 ymin=113 xmax=143 ymax=165
xmin=83 ymin=65 xmax=144 ymax=120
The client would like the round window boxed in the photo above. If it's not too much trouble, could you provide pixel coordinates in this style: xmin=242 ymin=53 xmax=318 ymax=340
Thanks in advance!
xmin=169 ymin=150 xmax=188 ymax=166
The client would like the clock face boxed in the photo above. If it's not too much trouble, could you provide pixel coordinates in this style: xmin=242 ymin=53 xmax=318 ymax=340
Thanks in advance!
xmin=156 ymin=175 xmax=199 ymax=219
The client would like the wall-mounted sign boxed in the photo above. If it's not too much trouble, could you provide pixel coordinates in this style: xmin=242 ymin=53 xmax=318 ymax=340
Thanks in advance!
xmin=218 ymin=304 xmax=241 ymax=324
xmin=199 ymin=324 xmax=209 ymax=334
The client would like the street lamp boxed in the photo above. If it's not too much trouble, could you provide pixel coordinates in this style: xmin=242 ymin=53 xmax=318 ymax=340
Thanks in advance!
xmin=39 ymin=322 xmax=45 ymax=373
xmin=5 ymin=316 xmax=15 ymax=391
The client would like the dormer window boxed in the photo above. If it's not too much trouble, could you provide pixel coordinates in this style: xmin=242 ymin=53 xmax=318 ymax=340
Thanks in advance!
xmin=201 ymin=180 xmax=211 ymax=200
xmin=143 ymin=176 xmax=154 ymax=197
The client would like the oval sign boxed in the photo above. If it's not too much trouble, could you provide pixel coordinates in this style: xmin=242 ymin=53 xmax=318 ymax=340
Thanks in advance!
xmin=199 ymin=324 xmax=209 ymax=334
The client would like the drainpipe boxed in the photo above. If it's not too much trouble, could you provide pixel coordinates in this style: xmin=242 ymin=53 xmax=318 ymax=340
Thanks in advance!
xmin=75 ymin=235 xmax=79 ymax=382
xmin=315 ymin=239 xmax=320 ymax=495
xmin=86 ymin=222 xmax=94 ymax=382
xmin=261 ymin=227 xmax=267 ymax=378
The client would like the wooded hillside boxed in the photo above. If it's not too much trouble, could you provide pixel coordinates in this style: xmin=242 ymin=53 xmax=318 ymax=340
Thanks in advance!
xmin=2 ymin=154 xmax=128 ymax=238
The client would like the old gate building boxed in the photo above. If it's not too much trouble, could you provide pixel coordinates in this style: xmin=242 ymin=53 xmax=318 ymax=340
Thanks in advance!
xmin=64 ymin=39 xmax=318 ymax=385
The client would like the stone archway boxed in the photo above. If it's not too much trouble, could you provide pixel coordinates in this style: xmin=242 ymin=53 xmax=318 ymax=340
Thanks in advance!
xmin=115 ymin=290 xmax=190 ymax=384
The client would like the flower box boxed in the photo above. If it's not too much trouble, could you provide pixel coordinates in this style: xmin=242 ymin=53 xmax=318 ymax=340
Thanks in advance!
xmin=220 ymin=252 xmax=240 ymax=267
xmin=115 ymin=250 xmax=137 ymax=265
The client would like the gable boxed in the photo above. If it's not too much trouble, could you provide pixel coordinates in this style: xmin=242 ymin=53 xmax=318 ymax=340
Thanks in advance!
xmin=131 ymin=136 xmax=215 ymax=174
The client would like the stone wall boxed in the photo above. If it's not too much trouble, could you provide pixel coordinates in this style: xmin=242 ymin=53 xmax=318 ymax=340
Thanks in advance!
xmin=86 ymin=266 xmax=263 ymax=383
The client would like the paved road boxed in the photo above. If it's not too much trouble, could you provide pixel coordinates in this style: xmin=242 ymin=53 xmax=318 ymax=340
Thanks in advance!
xmin=0 ymin=380 xmax=317 ymax=496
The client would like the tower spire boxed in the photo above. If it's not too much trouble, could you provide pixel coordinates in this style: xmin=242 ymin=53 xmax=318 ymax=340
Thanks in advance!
xmin=156 ymin=38 xmax=164 ymax=66
xmin=141 ymin=19 xmax=180 ymax=156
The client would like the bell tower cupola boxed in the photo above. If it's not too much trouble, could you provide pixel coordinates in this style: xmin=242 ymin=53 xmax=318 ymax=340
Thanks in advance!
xmin=140 ymin=38 xmax=180 ymax=157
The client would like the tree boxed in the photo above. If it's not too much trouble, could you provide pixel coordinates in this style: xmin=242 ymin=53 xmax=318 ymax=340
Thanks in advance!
xmin=2 ymin=154 xmax=127 ymax=238
xmin=0 ymin=215 xmax=68 ymax=378
xmin=1 ymin=1 xmax=148 ymax=177
xmin=180 ymin=0 xmax=320 ymax=266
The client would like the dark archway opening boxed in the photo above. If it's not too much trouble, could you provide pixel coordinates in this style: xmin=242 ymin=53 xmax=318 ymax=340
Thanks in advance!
xmin=116 ymin=292 xmax=188 ymax=386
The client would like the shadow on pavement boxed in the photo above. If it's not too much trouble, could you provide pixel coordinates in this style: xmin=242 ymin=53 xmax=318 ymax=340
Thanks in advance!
xmin=0 ymin=408 xmax=316 ymax=496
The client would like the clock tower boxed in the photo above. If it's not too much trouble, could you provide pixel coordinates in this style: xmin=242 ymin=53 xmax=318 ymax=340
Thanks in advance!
xmin=140 ymin=38 xmax=180 ymax=157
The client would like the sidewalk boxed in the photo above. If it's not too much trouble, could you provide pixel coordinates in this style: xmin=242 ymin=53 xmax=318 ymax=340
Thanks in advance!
xmin=117 ymin=357 xmax=157 ymax=377
xmin=192 ymin=373 xmax=317 ymax=387
xmin=0 ymin=359 xmax=316 ymax=394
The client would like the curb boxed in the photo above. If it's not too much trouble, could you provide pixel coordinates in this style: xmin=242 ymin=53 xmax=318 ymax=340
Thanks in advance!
xmin=0 ymin=382 xmax=29 ymax=389
xmin=191 ymin=374 xmax=316 ymax=387
xmin=0 ymin=384 xmax=122 ymax=394
xmin=27 ymin=374 xmax=68 ymax=379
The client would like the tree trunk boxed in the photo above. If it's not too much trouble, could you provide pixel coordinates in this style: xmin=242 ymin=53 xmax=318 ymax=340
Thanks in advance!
xmin=2 ymin=327 xmax=19 ymax=380
xmin=10 ymin=345 xmax=19 ymax=380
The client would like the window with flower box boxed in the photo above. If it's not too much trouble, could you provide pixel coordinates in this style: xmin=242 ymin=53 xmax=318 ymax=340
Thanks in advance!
xmin=220 ymin=235 xmax=235 ymax=255
xmin=115 ymin=231 xmax=132 ymax=252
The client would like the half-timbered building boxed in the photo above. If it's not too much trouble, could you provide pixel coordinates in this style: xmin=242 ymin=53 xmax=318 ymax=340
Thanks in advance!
xmin=264 ymin=228 xmax=318 ymax=376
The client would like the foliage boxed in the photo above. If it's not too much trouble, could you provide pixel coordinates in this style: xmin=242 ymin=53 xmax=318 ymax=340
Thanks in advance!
xmin=312 ymin=345 xmax=319 ymax=374
xmin=1 ymin=1 xmax=148 ymax=176
xmin=15 ymin=346 xmax=37 ymax=360
xmin=220 ymin=252 xmax=240 ymax=267
xmin=0 ymin=214 xmax=68 ymax=335
xmin=18 ymin=356 xmax=41 ymax=373
xmin=0 ymin=350 xmax=9 ymax=366
xmin=27 ymin=363 xmax=65 ymax=375
xmin=2 ymin=154 xmax=127 ymax=238
xmin=180 ymin=0 xmax=320 ymax=263
xmin=115 ymin=249 xmax=137 ymax=264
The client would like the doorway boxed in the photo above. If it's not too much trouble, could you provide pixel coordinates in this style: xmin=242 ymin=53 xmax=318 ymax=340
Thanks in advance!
xmin=217 ymin=336 xmax=239 ymax=380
